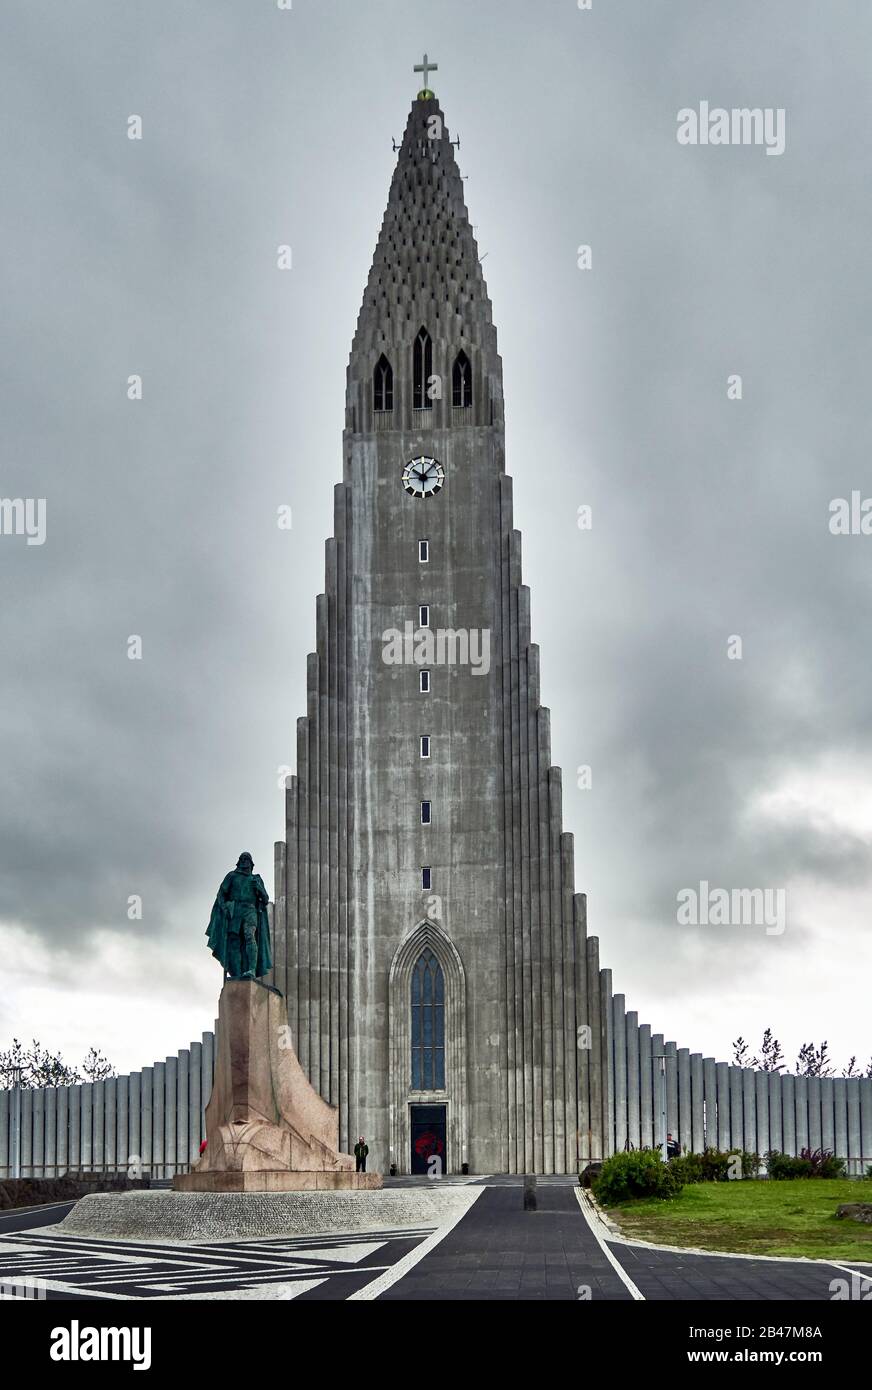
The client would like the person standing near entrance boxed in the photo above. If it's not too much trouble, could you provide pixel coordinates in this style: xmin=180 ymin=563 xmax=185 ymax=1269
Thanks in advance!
xmin=354 ymin=1136 xmax=369 ymax=1172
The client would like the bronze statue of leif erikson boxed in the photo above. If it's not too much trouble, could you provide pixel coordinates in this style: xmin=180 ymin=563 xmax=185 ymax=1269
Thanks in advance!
xmin=205 ymin=852 xmax=273 ymax=980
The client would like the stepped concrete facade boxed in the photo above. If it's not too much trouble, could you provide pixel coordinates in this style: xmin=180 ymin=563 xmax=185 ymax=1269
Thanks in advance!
xmin=4 ymin=90 xmax=869 ymax=1180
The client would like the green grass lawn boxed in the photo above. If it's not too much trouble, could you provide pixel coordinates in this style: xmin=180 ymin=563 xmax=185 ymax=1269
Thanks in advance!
xmin=602 ymin=1179 xmax=872 ymax=1261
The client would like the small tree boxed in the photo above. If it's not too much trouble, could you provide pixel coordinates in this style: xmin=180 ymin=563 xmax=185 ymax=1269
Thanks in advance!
xmin=732 ymin=1036 xmax=751 ymax=1066
xmin=751 ymin=1028 xmax=785 ymax=1073
xmin=796 ymin=1041 xmax=834 ymax=1078
xmin=0 ymin=1038 xmax=116 ymax=1089
xmin=81 ymin=1047 xmax=115 ymax=1082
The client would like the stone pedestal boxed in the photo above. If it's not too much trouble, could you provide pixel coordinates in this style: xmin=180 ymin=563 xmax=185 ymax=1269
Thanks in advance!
xmin=173 ymin=980 xmax=381 ymax=1193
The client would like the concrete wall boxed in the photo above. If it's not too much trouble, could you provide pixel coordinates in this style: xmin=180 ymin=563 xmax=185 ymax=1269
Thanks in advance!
xmin=0 ymin=1031 xmax=215 ymax=1179
xmin=602 ymin=994 xmax=872 ymax=1174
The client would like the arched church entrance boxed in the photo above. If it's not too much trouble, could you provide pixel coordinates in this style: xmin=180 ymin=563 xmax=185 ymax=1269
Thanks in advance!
xmin=388 ymin=921 xmax=468 ymax=1174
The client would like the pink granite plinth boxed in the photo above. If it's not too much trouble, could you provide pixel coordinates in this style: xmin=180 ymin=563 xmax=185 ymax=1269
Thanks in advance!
xmin=173 ymin=979 xmax=382 ymax=1192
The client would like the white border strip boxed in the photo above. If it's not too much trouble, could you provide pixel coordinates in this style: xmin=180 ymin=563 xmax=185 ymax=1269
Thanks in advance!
xmin=574 ymin=1188 xmax=645 ymax=1301
xmin=348 ymin=1188 xmax=482 ymax=1300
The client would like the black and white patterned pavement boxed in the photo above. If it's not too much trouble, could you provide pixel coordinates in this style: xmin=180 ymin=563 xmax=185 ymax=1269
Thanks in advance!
xmin=1 ymin=1179 xmax=869 ymax=1301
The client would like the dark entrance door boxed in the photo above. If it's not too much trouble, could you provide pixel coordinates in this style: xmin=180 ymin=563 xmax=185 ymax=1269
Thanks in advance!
xmin=410 ymin=1104 xmax=447 ymax=1175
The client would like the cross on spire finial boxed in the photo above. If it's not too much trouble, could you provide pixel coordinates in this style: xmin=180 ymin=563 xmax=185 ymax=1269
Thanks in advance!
xmin=414 ymin=52 xmax=438 ymax=96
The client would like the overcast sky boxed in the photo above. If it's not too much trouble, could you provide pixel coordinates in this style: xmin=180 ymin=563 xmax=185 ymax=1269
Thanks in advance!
xmin=1 ymin=0 xmax=870 ymax=1078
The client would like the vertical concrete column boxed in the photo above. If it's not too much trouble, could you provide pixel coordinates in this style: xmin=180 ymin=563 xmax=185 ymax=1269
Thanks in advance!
xmin=665 ymin=1042 xmax=678 ymax=1140
xmin=690 ymin=1053 xmax=704 ymax=1153
xmin=586 ymin=938 xmax=602 ymax=1160
xmin=104 ymin=1078 xmax=117 ymax=1173
xmin=56 ymin=1087 xmax=69 ymax=1175
xmin=729 ymin=1066 xmax=743 ymax=1151
xmin=68 ymin=1085 xmax=82 ymax=1171
xmin=677 ymin=1048 xmax=691 ymax=1153
xmin=767 ymin=1072 xmax=782 ymax=1154
xmin=163 ymin=1058 xmax=176 ymax=1179
xmin=639 ymin=1025 xmax=653 ymax=1148
xmin=703 ymin=1058 xmax=717 ymax=1148
xmin=116 ymin=1075 xmax=128 ymax=1170
xmin=189 ymin=1042 xmax=202 ymax=1163
xmin=833 ymin=1078 xmax=848 ymax=1164
xmin=80 ymin=1084 xmax=93 ymax=1173
xmin=716 ymin=1062 xmax=730 ymax=1150
xmin=742 ymin=1069 xmax=756 ymax=1157
xmin=573 ymin=896 xmax=590 ymax=1167
xmin=92 ymin=1081 xmax=105 ymax=1175
xmin=561 ymin=833 xmax=578 ymax=1174
xmin=202 ymin=1032 xmax=214 ymax=1121
xmin=601 ymin=968 xmax=614 ymax=1155
xmin=296 ymin=718 xmax=311 ymax=1079
xmin=820 ymin=1077 xmax=835 ymax=1155
xmin=780 ymin=1074 xmax=796 ymax=1155
xmin=626 ymin=1012 xmax=640 ymax=1150
xmin=0 ymin=1090 xmax=8 ymax=1174
xmin=20 ymin=1091 xmax=33 ymax=1177
xmin=128 ymin=1073 xmax=141 ymax=1171
xmin=326 ymin=541 xmax=341 ymax=1117
xmin=177 ymin=1050 xmax=189 ymax=1176
xmin=140 ymin=1066 xmax=153 ymax=1178
xmin=794 ymin=1076 xmax=809 ymax=1153
xmin=612 ymin=994 xmax=627 ymax=1152
xmin=755 ymin=1071 xmax=770 ymax=1157
xmin=44 ymin=1089 xmax=57 ymax=1178
xmin=846 ymin=1077 xmax=861 ymax=1175
xmin=807 ymin=1077 xmax=822 ymax=1152
xmin=517 ymin=630 xmax=537 ymax=1173
xmin=153 ymin=1064 xmax=166 ymax=1180
xmin=32 ymin=1087 xmax=45 ymax=1177
xmin=859 ymin=1078 xmax=872 ymax=1174
xmin=273 ymin=839 xmax=287 ymax=999
xmin=650 ymin=1034 xmax=665 ymax=1150
xmin=499 ymin=536 xmax=518 ymax=1172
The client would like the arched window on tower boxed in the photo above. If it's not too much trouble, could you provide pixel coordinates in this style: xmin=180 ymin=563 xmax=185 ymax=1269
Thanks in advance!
xmin=413 ymin=326 xmax=433 ymax=409
xmin=411 ymin=947 xmax=445 ymax=1089
xmin=452 ymin=350 xmax=472 ymax=408
xmin=374 ymin=354 xmax=393 ymax=412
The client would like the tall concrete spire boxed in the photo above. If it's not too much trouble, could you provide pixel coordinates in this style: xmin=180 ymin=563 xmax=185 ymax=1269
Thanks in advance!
xmin=347 ymin=97 xmax=501 ymax=435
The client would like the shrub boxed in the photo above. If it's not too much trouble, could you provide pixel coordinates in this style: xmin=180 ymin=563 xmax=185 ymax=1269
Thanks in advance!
xmin=594 ymin=1149 xmax=683 ymax=1204
xmin=669 ymin=1147 xmax=759 ymax=1183
xmin=766 ymin=1148 xmax=845 ymax=1179
xmin=801 ymin=1147 xmax=846 ymax=1178
xmin=766 ymin=1151 xmax=813 ymax=1179
xmin=669 ymin=1151 xmax=705 ymax=1185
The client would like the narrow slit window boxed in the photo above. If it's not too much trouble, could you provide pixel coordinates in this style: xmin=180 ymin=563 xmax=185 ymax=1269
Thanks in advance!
xmin=420 ymin=735 xmax=431 ymax=759
xmin=421 ymin=800 xmax=432 ymax=825
xmin=422 ymin=866 xmax=432 ymax=891
xmin=418 ymin=539 xmax=429 ymax=563
xmin=419 ymin=604 xmax=430 ymax=629
xmin=420 ymin=670 xmax=430 ymax=693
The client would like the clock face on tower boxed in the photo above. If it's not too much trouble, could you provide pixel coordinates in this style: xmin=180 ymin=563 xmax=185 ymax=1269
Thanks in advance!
xmin=402 ymin=455 xmax=445 ymax=498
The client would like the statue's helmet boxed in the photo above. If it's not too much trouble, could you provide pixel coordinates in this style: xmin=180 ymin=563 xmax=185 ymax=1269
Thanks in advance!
xmin=236 ymin=852 xmax=254 ymax=871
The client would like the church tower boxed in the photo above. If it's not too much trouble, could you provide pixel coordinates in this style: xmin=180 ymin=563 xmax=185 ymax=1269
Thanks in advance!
xmin=271 ymin=73 xmax=607 ymax=1174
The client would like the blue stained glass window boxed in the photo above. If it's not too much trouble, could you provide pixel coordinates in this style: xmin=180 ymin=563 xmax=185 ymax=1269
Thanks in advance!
xmin=411 ymin=948 xmax=445 ymax=1090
